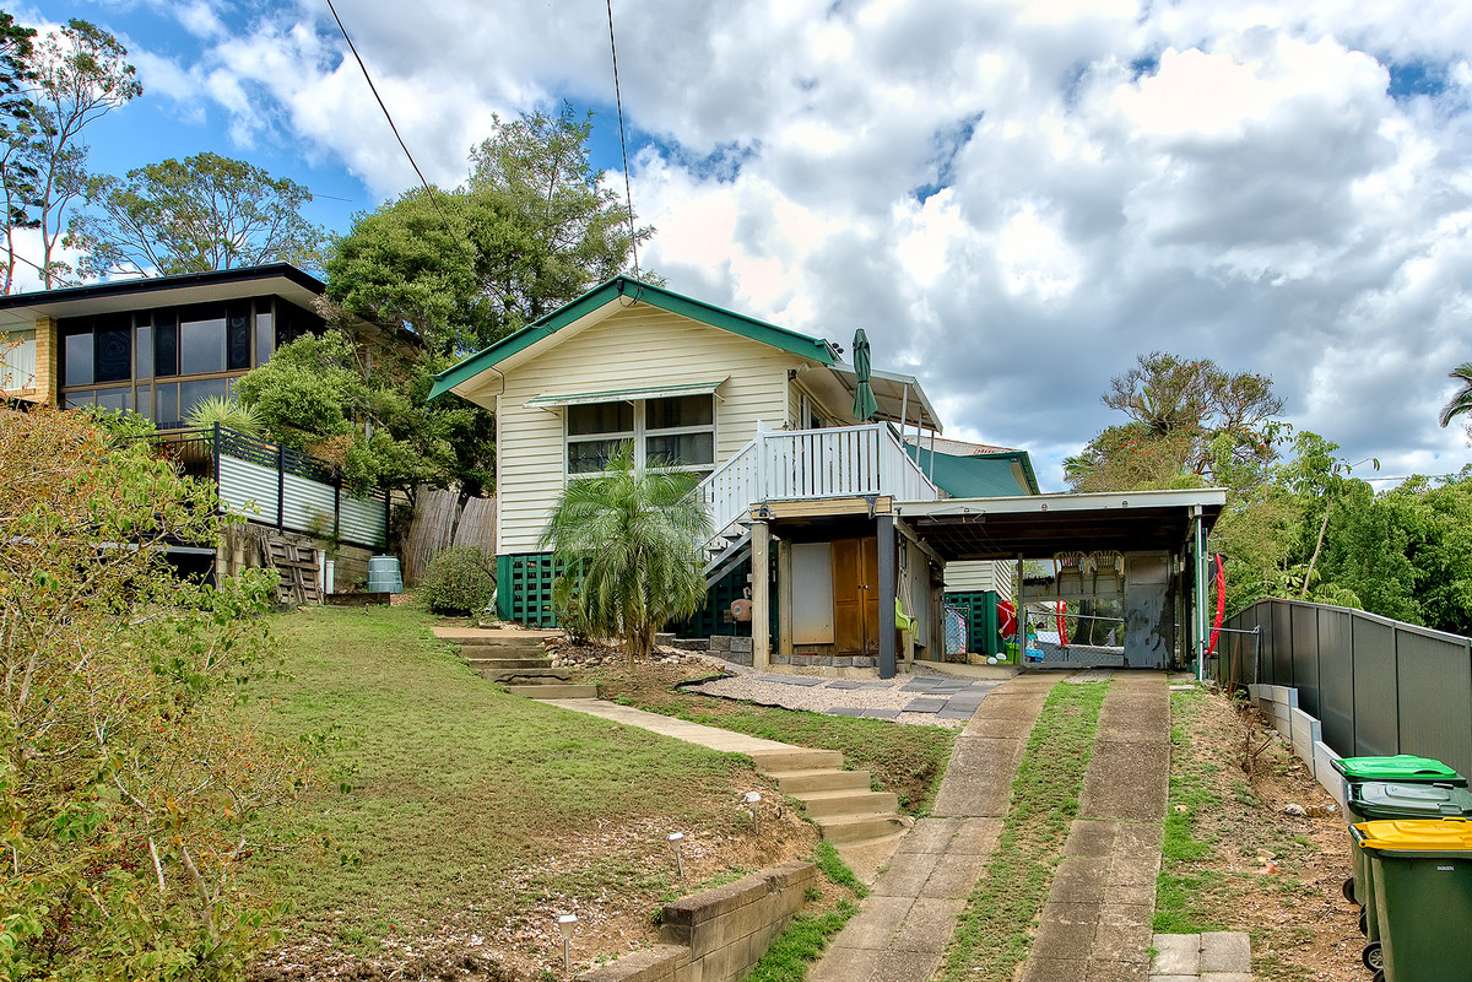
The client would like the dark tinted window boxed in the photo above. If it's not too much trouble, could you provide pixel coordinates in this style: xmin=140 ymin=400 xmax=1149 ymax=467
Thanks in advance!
xmin=255 ymin=304 xmax=273 ymax=365
xmin=135 ymin=322 xmax=153 ymax=380
xmin=647 ymin=395 xmax=714 ymax=429
xmin=180 ymin=377 xmax=228 ymax=419
xmin=179 ymin=308 xmax=226 ymax=375
xmin=568 ymin=402 xmax=634 ymax=435
xmin=94 ymin=385 xmax=130 ymax=411
xmin=154 ymin=311 xmax=178 ymax=377
xmin=157 ymin=383 xmax=178 ymax=427
xmin=227 ymin=303 xmax=251 ymax=370
xmin=63 ymin=327 xmax=93 ymax=386
xmin=95 ymin=314 xmax=131 ymax=383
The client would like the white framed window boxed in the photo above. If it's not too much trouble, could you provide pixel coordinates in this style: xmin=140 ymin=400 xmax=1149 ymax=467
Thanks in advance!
xmin=566 ymin=401 xmax=636 ymax=475
xmin=564 ymin=395 xmax=717 ymax=478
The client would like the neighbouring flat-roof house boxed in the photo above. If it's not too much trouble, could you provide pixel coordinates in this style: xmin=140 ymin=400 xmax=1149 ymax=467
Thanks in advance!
xmin=0 ymin=264 xmax=392 ymax=597
xmin=430 ymin=276 xmax=1045 ymax=673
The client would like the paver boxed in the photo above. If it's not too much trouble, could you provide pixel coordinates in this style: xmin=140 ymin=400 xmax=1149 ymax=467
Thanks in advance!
xmin=1147 ymin=932 xmax=1252 ymax=981
xmin=903 ymin=697 xmax=947 ymax=713
xmin=859 ymin=707 xmax=900 ymax=720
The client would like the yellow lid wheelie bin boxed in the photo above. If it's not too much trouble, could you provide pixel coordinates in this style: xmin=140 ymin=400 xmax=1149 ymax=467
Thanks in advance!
xmin=1353 ymin=818 xmax=1472 ymax=982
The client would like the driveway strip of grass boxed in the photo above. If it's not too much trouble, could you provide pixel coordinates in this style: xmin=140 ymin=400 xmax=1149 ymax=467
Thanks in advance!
xmin=935 ymin=680 xmax=1110 ymax=982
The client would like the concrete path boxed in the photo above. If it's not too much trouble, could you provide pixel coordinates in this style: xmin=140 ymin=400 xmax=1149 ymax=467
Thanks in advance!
xmin=1149 ymin=932 xmax=1252 ymax=981
xmin=810 ymin=674 xmax=1059 ymax=982
xmin=541 ymin=698 xmax=795 ymax=754
xmin=1020 ymin=673 xmax=1170 ymax=982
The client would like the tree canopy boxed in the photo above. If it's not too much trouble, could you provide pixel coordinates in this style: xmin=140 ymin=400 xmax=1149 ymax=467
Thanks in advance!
xmin=1070 ymin=352 xmax=1472 ymax=635
xmin=68 ymin=151 xmax=327 ymax=277
xmin=326 ymin=106 xmax=652 ymax=357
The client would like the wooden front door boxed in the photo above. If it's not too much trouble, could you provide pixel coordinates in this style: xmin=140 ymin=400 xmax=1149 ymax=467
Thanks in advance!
xmin=832 ymin=536 xmax=880 ymax=654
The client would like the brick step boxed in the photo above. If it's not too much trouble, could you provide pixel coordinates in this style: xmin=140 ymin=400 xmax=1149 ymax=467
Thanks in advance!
xmin=770 ymin=768 xmax=872 ymax=794
xmin=812 ymin=812 xmax=908 ymax=844
xmin=507 ymin=683 xmax=598 ymax=700
xmin=479 ymin=667 xmax=573 ymax=683
xmin=793 ymin=789 xmax=899 ymax=818
xmin=463 ymin=656 xmax=552 ymax=669
xmin=749 ymin=748 xmax=846 ymax=773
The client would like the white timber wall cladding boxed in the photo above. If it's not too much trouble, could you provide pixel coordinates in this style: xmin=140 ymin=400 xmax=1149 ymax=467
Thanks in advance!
xmin=496 ymin=305 xmax=806 ymax=554
xmin=944 ymin=560 xmax=1015 ymax=600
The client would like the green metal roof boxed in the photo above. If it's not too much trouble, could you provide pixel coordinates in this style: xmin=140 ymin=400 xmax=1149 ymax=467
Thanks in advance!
xmin=907 ymin=447 xmax=1041 ymax=499
xmin=428 ymin=276 xmax=837 ymax=403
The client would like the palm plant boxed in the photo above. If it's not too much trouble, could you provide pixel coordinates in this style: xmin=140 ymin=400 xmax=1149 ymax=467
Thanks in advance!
xmin=541 ymin=444 xmax=711 ymax=665
xmin=184 ymin=395 xmax=263 ymax=436
xmin=1439 ymin=362 xmax=1472 ymax=429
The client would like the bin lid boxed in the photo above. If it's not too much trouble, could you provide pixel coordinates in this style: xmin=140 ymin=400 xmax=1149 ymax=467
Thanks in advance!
xmin=1352 ymin=781 xmax=1472 ymax=819
xmin=1331 ymin=754 xmax=1466 ymax=785
xmin=1355 ymin=818 xmax=1472 ymax=853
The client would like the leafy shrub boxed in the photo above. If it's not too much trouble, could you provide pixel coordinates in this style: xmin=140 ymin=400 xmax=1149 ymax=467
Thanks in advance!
xmin=185 ymin=394 xmax=263 ymax=435
xmin=0 ymin=407 xmax=304 ymax=976
xmin=421 ymin=546 xmax=496 ymax=615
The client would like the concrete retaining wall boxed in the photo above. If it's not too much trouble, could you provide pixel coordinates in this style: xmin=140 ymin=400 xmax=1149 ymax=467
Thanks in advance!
xmin=578 ymin=861 xmax=817 ymax=982
xmin=1248 ymin=684 xmax=1345 ymax=809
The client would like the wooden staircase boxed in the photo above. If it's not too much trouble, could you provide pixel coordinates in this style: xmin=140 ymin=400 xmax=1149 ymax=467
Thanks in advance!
xmin=749 ymin=748 xmax=908 ymax=850
xmin=432 ymin=627 xmax=597 ymax=699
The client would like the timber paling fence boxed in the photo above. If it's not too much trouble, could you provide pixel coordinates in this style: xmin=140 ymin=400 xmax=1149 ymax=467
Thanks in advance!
xmin=1211 ymin=597 xmax=1472 ymax=778
xmin=401 ymin=487 xmax=496 ymax=583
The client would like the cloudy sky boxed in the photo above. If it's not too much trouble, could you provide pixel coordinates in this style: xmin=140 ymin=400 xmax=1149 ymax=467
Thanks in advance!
xmin=24 ymin=0 xmax=1472 ymax=488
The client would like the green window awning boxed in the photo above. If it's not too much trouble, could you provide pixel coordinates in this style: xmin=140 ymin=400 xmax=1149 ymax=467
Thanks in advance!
xmin=525 ymin=378 xmax=728 ymax=410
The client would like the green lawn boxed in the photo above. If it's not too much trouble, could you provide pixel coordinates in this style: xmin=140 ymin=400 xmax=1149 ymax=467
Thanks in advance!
xmin=587 ymin=663 xmax=956 ymax=815
xmin=1154 ymin=687 xmax=1227 ymax=933
xmin=238 ymin=605 xmax=782 ymax=965
xmin=937 ymin=680 xmax=1108 ymax=982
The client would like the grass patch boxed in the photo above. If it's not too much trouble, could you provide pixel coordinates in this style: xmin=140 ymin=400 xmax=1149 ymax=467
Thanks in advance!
xmin=742 ymin=842 xmax=867 ymax=981
xmin=936 ymin=680 xmax=1109 ymax=982
xmin=591 ymin=664 xmax=955 ymax=815
xmin=1154 ymin=688 xmax=1227 ymax=934
xmin=237 ymin=606 xmax=773 ymax=961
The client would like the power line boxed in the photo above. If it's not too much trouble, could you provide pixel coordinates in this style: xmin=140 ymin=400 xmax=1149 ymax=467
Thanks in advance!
xmin=604 ymin=0 xmax=640 ymax=280
xmin=323 ymin=0 xmax=465 ymax=246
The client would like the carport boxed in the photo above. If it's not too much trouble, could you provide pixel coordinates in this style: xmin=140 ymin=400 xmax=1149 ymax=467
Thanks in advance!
xmin=891 ymin=488 xmax=1226 ymax=677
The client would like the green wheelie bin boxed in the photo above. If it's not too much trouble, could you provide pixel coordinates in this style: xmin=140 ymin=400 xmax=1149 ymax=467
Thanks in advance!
xmin=1353 ymin=818 xmax=1472 ymax=982
xmin=1345 ymin=782 xmax=1472 ymax=972
xmin=1331 ymin=756 xmax=1465 ymax=909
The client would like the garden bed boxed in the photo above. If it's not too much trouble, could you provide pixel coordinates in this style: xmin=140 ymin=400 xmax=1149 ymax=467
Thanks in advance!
xmin=1156 ymin=686 xmax=1364 ymax=981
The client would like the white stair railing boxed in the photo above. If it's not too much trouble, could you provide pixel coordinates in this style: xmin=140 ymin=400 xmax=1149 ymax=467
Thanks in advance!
xmin=694 ymin=423 xmax=941 ymax=553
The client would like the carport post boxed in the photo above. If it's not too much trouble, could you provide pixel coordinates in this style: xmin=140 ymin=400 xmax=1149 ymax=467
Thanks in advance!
xmin=1193 ymin=507 xmax=1205 ymax=682
xmin=751 ymin=519 xmax=771 ymax=670
xmin=877 ymin=515 xmax=897 ymax=679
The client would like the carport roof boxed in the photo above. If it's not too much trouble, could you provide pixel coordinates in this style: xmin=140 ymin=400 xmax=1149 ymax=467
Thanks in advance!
xmin=894 ymin=488 xmax=1226 ymax=560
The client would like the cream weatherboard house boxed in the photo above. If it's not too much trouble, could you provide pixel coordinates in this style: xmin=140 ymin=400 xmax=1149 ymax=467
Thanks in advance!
xmin=430 ymin=277 xmax=1037 ymax=677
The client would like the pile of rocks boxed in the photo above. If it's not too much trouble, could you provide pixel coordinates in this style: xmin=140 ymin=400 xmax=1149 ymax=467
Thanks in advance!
xmin=544 ymin=636 xmax=710 ymax=670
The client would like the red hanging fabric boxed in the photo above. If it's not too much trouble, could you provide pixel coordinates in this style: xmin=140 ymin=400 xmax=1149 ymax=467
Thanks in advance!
xmin=1206 ymin=554 xmax=1226 ymax=656
xmin=998 ymin=599 xmax=1016 ymax=638
xmin=1056 ymin=600 xmax=1069 ymax=647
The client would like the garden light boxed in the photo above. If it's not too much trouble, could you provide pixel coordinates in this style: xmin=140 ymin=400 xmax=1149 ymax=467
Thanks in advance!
xmin=743 ymin=790 xmax=762 ymax=834
xmin=556 ymin=913 xmax=577 ymax=976
xmin=667 ymin=831 xmax=685 ymax=879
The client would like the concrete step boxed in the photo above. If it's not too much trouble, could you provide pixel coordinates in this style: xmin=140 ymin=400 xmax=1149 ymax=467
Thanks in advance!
xmin=507 ymin=683 xmax=598 ymax=700
xmin=794 ymin=789 xmax=899 ymax=818
xmin=770 ymin=768 xmax=872 ymax=794
xmin=750 ymin=748 xmax=846 ymax=773
xmin=463 ymin=656 xmax=552 ymax=669
xmin=478 ymin=667 xmax=573 ymax=683
xmin=812 ymin=812 xmax=908 ymax=844
xmin=458 ymin=640 xmax=548 ymax=657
